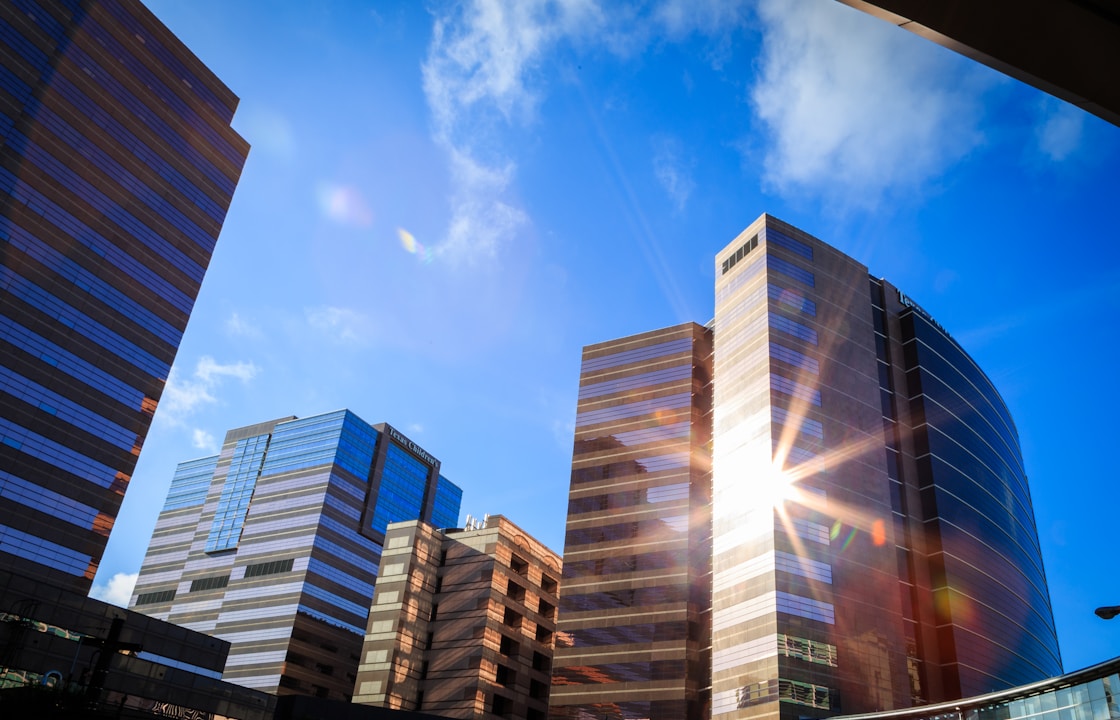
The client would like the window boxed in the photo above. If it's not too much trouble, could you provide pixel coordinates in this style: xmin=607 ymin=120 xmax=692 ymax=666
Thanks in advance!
xmin=244 ymin=557 xmax=294 ymax=578
xmin=500 ymin=635 xmax=520 ymax=657
xmin=495 ymin=664 xmax=515 ymax=687
xmin=535 ymin=624 xmax=552 ymax=644
xmin=538 ymin=599 xmax=555 ymax=620
xmin=190 ymin=574 xmax=230 ymax=592
xmin=490 ymin=694 xmax=512 ymax=718
xmin=506 ymin=580 xmax=526 ymax=602
xmin=503 ymin=608 xmax=522 ymax=629
xmin=540 ymin=575 xmax=557 ymax=594
xmin=135 ymin=589 xmax=175 ymax=605
xmin=510 ymin=554 xmax=528 ymax=576
xmin=532 ymin=652 xmax=550 ymax=673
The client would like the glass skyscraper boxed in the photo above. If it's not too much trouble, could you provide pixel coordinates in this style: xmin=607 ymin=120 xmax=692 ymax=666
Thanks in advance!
xmin=550 ymin=323 xmax=714 ymax=720
xmin=550 ymin=214 xmax=1061 ymax=720
xmin=0 ymin=0 xmax=248 ymax=593
xmin=129 ymin=409 xmax=463 ymax=701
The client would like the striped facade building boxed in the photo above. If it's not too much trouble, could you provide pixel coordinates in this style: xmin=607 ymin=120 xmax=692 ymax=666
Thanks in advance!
xmin=549 ymin=323 xmax=714 ymax=720
xmin=354 ymin=515 xmax=561 ymax=719
xmin=0 ymin=0 xmax=248 ymax=595
xmin=129 ymin=409 xmax=462 ymax=701
xmin=551 ymin=214 xmax=1061 ymax=720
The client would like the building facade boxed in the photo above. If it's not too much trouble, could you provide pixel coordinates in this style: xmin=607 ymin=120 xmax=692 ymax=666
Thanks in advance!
xmin=551 ymin=215 xmax=1062 ymax=720
xmin=549 ymin=323 xmax=714 ymax=720
xmin=354 ymin=515 xmax=562 ymax=720
xmin=0 ymin=0 xmax=249 ymax=594
xmin=129 ymin=410 xmax=462 ymax=702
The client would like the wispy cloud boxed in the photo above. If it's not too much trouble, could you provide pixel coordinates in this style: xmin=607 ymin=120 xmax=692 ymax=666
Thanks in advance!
xmin=160 ymin=356 xmax=259 ymax=426
xmin=90 ymin=572 xmax=137 ymax=607
xmin=305 ymin=306 xmax=376 ymax=345
xmin=1035 ymin=97 xmax=1084 ymax=162
xmin=651 ymin=135 xmax=696 ymax=212
xmin=225 ymin=311 xmax=263 ymax=339
xmin=192 ymin=428 xmax=218 ymax=454
xmin=421 ymin=0 xmax=601 ymax=264
xmin=750 ymin=0 xmax=988 ymax=209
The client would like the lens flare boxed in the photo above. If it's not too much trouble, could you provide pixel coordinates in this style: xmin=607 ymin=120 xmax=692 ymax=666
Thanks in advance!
xmin=397 ymin=228 xmax=433 ymax=264
xmin=316 ymin=183 xmax=373 ymax=227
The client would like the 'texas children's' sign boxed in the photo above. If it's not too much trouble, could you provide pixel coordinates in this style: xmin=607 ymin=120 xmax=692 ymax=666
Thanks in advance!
xmin=385 ymin=425 xmax=439 ymax=470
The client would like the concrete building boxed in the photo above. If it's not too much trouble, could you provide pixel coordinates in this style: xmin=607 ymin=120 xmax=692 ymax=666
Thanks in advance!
xmin=548 ymin=323 xmax=714 ymax=720
xmin=0 ymin=0 xmax=249 ymax=594
xmin=129 ymin=410 xmax=462 ymax=702
xmin=550 ymin=214 xmax=1061 ymax=720
xmin=354 ymin=515 xmax=562 ymax=720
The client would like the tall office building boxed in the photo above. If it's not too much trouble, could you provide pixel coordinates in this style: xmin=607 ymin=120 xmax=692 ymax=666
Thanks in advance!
xmin=354 ymin=515 xmax=562 ymax=720
xmin=0 ymin=0 xmax=248 ymax=593
xmin=550 ymin=215 xmax=1062 ymax=720
xmin=549 ymin=323 xmax=714 ymax=720
xmin=129 ymin=409 xmax=463 ymax=702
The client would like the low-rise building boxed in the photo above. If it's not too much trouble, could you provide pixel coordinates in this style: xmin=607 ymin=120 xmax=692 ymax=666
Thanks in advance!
xmin=354 ymin=515 xmax=561 ymax=720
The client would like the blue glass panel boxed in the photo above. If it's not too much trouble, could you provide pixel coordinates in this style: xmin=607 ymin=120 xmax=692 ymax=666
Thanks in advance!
xmin=205 ymin=434 xmax=270 ymax=552
xmin=369 ymin=443 xmax=429 ymax=536
xmin=163 ymin=455 xmax=218 ymax=510
xmin=431 ymin=475 xmax=462 ymax=529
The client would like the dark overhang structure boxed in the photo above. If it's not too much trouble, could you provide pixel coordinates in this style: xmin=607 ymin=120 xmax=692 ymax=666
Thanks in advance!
xmin=837 ymin=0 xmax=1120 ymax=127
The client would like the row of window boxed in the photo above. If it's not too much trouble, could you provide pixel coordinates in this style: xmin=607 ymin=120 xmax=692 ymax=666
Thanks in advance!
xmin=553 ymin=659 xmax=685 ymax=685
xmin=581 ymin=338 xmax=692 ymax=373
xmin=0 ymin=522 xmax=91 ymax=577
xmin=721 ymin=233 xmax=759 ymax=275
xmin=0 ymin=168 xmax=195 ymax=314
xmin=575 ymin=392 xmax=692 ymax=428
xmin=577 ymin=363 xmax=692 ymax=401
xmin=0 ymin=470 xmax=101 ymax=531
xmin=564 ymin=515 xmax=688 ymax=548
xmin=5 ymin=126 xmax=207 ymax=282
xmin=17 ymin=92 xmax=221 ymax=249
xmin=1 ymin=366 xmax=138 ymax=451
xmin=0 ymin=416 xmax=118 ymax=488
xmin=1 ymin=316 xmax=145 ymax=411
xmin=3 ymin=220 xmax=183 ymax=346
xmin=560 ymin=584 xmax=688 ymax=613
xmin=3 ymin=264 xmax=169 ymax=377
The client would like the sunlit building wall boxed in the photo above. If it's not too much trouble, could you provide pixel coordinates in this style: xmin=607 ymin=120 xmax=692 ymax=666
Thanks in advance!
xmin=711 ymin=216 xmax=911 ymax=720
xmin=129 ymin=409 xmax=462 ymax=702
xmin=354 ymin=515 xmax=561 ymax=720
xmin=552 ymin=215 xmax=1061 ymax=720
xmin=549 ymin=323 xmax=714 ymax=720
xmin=0 ymin=0 xmax=248 ymax=594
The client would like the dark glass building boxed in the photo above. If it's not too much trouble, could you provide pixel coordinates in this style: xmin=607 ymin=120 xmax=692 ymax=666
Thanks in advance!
xmin=129 ymin=410 xmax=463 ymax=701
xmin=551 ymin=215 xmax=1061 ymax=720
xmin=549 ymin=323 xmax=714 ymax=720
xmin=0 ymin=0 xmax=249 ymax=593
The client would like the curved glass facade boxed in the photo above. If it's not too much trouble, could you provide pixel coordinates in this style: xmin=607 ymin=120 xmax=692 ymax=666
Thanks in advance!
xmin=898 ymin=309 xmax=1061 ymax=695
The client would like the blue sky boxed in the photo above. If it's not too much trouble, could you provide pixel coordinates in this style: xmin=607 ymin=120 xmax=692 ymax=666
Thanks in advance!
xmin=92 ymin=0 xmax=1120 ymax=673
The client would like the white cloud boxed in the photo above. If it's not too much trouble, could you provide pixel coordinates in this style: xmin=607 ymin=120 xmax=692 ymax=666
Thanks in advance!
xmin=652 ymin=135 xmax=696 ymax=212
xmin=192 ymin=428 xmax=217 ymax=453
xmin=305 ymin=306 xmax=376 ymax=345
xmin=1035 ymin=97 xmax=1084 ymax=162
xmin=750 ymin=0 xmax=988 ymax=209
xmin=422 ymin=0 xmax=602 ymax=264
xmin=90 ymin=572 xmax=137 ymax=607
xmin=225 ymin=312 xmax=263 ymax=339
xmin=160 ymin=356 xmax=259 ymax=425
